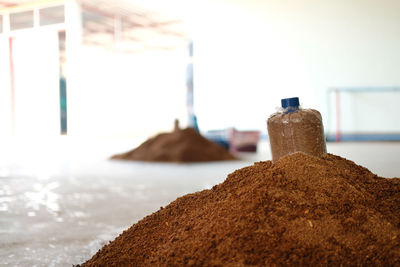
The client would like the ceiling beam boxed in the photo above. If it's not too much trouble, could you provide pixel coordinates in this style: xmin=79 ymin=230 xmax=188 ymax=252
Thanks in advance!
xmin=0 ymin=0 xmax=65 ymax=12
xmin=0 ymin=1 xmax=16 ymax=7
xmin=81 ymin=3 xmax=185 ymax=38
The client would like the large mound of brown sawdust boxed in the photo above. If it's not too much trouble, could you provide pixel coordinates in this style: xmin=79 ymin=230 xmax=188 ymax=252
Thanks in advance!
xmin=83 ymin=152 xmax=400 ymax=266
xmin=111 ymin=127 xmax=235 ymax=162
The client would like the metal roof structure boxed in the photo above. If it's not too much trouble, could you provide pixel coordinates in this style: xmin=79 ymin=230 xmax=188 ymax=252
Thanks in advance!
xmin=0 ymin=0 xmax=188 ymax=52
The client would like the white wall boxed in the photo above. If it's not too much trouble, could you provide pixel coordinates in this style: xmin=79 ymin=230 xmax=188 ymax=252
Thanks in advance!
xmin=67 ymin=46 xmax=188 ymax=138
xmin=189 ymin=0 xmax=400 ymax=134
xmin=12 ymin=31 xmax=60 ymax=136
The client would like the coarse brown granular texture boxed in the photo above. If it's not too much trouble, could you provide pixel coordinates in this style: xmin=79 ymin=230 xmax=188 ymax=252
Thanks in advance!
xmin=111 ymin=127 xmax=235 ymax=162
xmin=83 ymin=153 xmax=400 ymax=266
xmin=267 ymin=109 xmax=327 ymax=162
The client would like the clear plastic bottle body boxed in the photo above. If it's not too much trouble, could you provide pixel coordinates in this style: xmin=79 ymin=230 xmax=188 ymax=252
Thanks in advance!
xmin=267 ymin=108 xmax=326 ymax=162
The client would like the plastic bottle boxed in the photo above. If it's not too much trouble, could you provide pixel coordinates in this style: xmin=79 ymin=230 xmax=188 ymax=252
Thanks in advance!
xmin=267 ymin=97 xmax=327 ymax=162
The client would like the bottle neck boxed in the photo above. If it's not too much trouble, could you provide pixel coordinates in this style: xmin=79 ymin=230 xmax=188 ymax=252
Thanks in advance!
xmin=283 ymin=106 xmax=300 ymax=114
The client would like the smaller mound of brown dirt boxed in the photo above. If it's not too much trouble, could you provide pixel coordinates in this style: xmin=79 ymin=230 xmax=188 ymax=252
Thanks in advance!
xmin=111 ymin=128 xmax=235 ymax=162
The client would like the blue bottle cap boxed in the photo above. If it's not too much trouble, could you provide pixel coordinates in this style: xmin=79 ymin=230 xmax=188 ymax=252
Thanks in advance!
xmin=281 ymin=97 xmax=300 ymax=113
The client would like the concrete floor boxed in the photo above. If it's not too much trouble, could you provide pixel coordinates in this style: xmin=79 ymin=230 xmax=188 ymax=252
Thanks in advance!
xmin=0 ymin=138 xmax=399 ymax=266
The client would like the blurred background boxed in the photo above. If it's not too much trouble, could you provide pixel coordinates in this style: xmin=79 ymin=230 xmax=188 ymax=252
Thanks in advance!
xmin=1 ymin=0 xmax=400 ymax=140
xmin=1 ymin=0 xmax=400 ymax=266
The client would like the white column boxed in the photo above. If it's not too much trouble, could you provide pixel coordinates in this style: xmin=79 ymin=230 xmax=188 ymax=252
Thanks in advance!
xmin=0 ymin=13 xmax=11 ymax=136
xmin=113 ymin=15 xmax=122 ymax=43
xmin=64 ymin=0 xmax=83 ymax=136
xmin=33 ymin=8 xmax=40 ymax=28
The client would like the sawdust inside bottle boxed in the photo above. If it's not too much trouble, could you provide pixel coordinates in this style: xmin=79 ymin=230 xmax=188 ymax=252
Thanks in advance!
xmin=267 ymin=97 xmax=327 ymax=162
